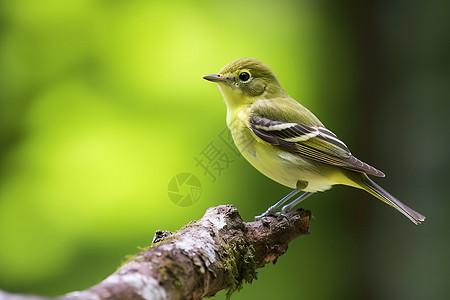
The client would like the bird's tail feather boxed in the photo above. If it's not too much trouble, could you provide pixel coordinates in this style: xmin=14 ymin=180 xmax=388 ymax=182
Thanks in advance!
xmin=358 ymin=175 xmax=426 ymax=225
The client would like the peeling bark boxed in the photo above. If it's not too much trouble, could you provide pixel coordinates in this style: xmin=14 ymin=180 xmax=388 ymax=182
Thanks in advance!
xmin=0 ymin=205 xmax=311 ymax=300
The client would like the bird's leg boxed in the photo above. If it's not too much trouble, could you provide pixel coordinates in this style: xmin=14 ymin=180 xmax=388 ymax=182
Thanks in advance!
xmin=280 ymin=192 xmax=314 ymax=214
xmin=254 ymin=187 xmax=302 ymax=220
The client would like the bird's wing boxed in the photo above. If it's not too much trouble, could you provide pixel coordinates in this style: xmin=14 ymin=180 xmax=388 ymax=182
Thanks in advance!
xmin=249 ymin=114 xmax=385 ymax=177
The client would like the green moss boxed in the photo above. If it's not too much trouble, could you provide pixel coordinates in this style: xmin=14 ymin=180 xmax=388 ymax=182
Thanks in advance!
xmin=223 ymin=243 xmax=257 ymax=299
xmin=118 ymin=253 xmax=136 ymax=268
xmin=157 ymin=265 xmax=185 ymax=290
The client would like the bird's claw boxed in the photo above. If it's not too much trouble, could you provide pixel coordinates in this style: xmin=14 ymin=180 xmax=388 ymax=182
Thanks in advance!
xmin=274 ymin=211 xmax=290 ymax=222
xmin=254 ymin=209 xmax=276 ymax=221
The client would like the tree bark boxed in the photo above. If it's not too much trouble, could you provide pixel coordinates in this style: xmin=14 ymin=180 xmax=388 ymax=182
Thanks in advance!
xmin=0 ymin=205 xmax=311 ymax=300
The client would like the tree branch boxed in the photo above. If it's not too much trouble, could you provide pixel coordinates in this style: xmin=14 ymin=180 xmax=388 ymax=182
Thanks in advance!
xmin=0 ymin=205 xmax=311 ymax=300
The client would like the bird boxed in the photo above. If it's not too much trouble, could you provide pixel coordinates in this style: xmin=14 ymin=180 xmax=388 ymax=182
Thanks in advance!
xmin=203 ymin=57 xmax=425 ymax=225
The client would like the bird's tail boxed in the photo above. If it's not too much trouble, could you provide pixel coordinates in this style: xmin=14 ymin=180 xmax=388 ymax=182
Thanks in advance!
xmin=353 ymin=174 xmax=426 ymax=225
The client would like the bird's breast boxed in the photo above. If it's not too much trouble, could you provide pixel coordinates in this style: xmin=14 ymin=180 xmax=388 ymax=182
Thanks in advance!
xmin=227 ymin=111 xmax=336 ymax=192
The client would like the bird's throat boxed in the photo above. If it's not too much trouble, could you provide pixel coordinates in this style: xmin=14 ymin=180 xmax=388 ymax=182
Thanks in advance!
xmin=218 ymin=84 xmax=248 ymax=109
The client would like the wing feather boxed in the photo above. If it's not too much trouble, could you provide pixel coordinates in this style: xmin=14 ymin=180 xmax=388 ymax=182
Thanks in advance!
xmin=249 ymin=115 xmax=385 ymax=177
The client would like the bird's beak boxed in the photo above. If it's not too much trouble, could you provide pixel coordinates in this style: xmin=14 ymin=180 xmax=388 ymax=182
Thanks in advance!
xmin=203 ymin=74 xmax=231 ymax=83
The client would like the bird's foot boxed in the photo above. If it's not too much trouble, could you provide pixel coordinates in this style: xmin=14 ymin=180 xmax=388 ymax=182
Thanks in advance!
xmin=280 ymin=204 xmax=294 ymax=215
xmin=254 ymin=209 xmax=276 ymax=221
xmin=274 ymin=211 xmax=290 ymax=222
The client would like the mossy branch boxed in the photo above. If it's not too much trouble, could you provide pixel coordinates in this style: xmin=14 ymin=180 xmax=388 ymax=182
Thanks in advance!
xmin=0 ymin=205 xmax=311 ymax=300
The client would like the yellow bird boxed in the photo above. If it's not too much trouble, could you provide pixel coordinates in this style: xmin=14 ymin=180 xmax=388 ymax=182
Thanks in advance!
xmin=203 ymin=57 xmax=425 ymax=225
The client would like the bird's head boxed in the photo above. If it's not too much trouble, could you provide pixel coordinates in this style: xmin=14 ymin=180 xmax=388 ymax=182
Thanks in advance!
xmin=203 ymin=58 xmax=287 ymax=110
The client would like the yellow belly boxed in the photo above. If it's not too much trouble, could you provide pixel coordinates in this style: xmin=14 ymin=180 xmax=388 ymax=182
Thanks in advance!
xmin=241 ymin=138 xmax=336 ymax=192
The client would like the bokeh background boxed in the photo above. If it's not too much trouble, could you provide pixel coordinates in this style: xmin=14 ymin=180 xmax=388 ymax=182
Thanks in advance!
xmin=1 ymin=0 xmax=449 ymax=299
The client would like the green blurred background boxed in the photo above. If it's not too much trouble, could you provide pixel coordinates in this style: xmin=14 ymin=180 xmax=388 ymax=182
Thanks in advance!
xmin=1 ymin=0 xmax=449 ymax=299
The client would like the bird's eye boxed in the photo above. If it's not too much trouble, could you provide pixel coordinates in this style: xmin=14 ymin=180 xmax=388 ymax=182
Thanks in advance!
xmin=239 ymin=72 xmax=251 ymax=82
